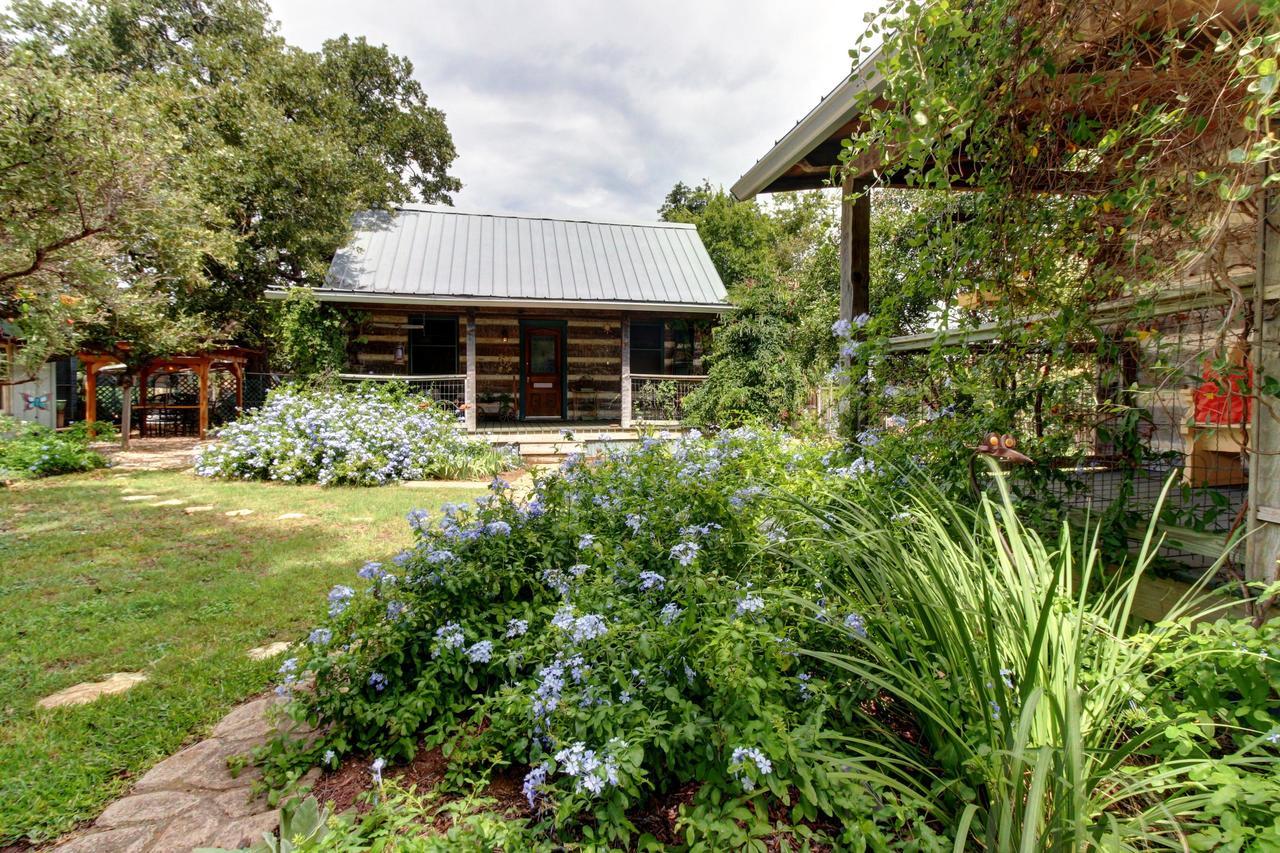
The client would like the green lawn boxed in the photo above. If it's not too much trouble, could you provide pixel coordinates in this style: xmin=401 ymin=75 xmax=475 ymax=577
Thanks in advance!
xmin=0 ymin=469 xmax=484 ymax=844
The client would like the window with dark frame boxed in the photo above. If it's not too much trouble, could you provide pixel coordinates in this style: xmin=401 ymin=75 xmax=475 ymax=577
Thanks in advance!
xmin=409 ymin=315 xmax=459 ymax=375
xmin=670 ymin=320 xmax=695 ymax=375
xmin=630 ymin=320 xmax=665 ymax=375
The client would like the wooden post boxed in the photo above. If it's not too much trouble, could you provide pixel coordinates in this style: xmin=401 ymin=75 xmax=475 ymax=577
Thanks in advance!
xmin=839 ymin=175 xmax=872 ymax=326
xmin=1248 ymin=162 xmax=1280 ymax=620
xmin=84 ymin=362 xmax=98 ymax=428
xmin=197 ymin=361 xmax=209 ymax=438
xmin=232 ymin=364 xmax=244 ymax=413
xmin=464 ymin=311 xmax=477 ymax=433
xmin=620 ymin=315 xmax=632 ymax=429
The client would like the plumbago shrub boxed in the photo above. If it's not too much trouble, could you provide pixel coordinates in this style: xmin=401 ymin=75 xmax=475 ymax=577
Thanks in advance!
xmin=261 ymin=429 xmax=930 ymax=848
xmin=194 ymin=383 xmax=516 ymax=486
xmin=0 ymin=416 xmax=113 ymax=481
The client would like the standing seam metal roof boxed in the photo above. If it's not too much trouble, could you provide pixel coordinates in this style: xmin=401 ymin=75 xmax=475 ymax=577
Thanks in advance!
xmin=324 ymin=204 xmax=729 ymax=307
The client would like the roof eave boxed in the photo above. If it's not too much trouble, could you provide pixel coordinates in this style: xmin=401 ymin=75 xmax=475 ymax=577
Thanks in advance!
xmin=730 ymin=45 xmax=886 ymax=201
xmin=267 ymin=289 xmax=734 ymax=315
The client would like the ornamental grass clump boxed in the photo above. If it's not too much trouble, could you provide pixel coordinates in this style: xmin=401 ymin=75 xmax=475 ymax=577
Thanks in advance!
xmin=194 ymin=382 xmax=516 ymax=486
xmin=260 ymin=429 xmax=917 ymax=849
xmin=800 ymin=464 xmax=1280 ymax=851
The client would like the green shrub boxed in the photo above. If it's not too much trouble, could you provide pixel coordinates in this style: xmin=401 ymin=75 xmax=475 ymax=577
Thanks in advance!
xmin=194 ymin=382 xmax=517 ymax=486
xmin=260 ymin=429 xmax=920 ymax=849
xmin=0 ymin=416 xmax=113 ymax=481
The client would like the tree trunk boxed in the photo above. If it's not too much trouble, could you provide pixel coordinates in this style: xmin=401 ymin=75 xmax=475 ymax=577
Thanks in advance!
xmin=119 ymin=374 xmax=134 ymax=450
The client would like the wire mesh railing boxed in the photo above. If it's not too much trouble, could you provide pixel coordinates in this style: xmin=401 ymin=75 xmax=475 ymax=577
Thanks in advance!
xmin=629 ymin=374 xmax=705 ymax=423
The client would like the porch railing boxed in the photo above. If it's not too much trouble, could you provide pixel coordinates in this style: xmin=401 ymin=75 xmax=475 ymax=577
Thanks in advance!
xmin=238 ymin=373 xmax=467 ymax=413
xmin=629 ymin=374 xmax=706 ymax=423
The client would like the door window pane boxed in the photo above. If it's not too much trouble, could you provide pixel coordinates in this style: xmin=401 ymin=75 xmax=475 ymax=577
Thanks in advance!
xmin=530 ymin=335 xmax=557 ymax=375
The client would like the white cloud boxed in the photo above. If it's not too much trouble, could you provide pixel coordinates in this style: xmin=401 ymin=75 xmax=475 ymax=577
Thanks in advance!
xmin=268 ymin=0 xmax=879 ymax=219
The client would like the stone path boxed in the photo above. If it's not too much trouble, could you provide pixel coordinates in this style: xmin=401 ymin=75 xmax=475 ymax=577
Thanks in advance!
xmin=51 ymin=696 xmax=313 ymax=853
xmin=93 ymin=437 xmax=204 ymax=472
xmin=38 ymin=673 xmax=148 ymax=709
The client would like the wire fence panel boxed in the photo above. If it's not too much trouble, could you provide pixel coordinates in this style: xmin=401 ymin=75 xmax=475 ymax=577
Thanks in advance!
xmin=629 ymin=375 xmax=705 ymax=423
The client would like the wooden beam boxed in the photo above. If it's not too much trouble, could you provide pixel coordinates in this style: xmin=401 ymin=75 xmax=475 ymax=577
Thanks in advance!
xmin=464 ymin=311 xmax=477 ymax=433
xmin=620 ymin=315 xmax=632 ymax=429
xmin=839 ymin=176 xmax=872 ymax=325
xmin=1247 ymin=151 xmax=1280 ymax=618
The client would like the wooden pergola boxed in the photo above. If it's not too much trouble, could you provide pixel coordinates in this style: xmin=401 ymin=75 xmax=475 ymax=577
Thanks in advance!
xmin=79 ymin=348 xmax=252 ymax=438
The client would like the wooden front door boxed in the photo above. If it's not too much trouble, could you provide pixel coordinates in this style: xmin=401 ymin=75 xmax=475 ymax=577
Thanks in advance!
xmin=522 ymin=324 xmax=564 ymax=418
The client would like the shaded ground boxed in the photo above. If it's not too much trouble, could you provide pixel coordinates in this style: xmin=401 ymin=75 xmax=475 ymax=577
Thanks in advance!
xmin=90 ymin=437 xmax=204 ymax=471
xmin=0 ymin=469 xmax=484 ymax=845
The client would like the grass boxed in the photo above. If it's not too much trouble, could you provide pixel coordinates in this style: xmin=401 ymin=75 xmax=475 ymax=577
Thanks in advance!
xmin=0 ymin=468 xmax=485 ymax=844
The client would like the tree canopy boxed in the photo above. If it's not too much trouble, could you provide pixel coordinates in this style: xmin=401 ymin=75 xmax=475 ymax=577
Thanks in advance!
xmin=0 ymin=0 xmax=461 ymax=373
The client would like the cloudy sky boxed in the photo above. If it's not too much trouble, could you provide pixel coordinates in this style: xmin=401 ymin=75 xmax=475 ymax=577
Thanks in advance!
xmin=269 ymin=0 xmax=879 ymax=221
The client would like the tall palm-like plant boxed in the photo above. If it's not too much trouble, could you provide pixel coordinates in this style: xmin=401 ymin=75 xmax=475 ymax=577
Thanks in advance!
xmin=794 ymin=466 xmax=1272 ymax=851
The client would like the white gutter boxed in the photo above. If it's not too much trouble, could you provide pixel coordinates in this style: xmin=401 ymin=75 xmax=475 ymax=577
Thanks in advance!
xmin=265 ymin=288 xmax=733 ymax=315
xmin=730 ymin=45 xmax=886 ymax=202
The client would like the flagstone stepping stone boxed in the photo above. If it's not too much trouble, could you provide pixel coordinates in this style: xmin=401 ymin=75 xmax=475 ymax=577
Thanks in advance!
xmin=350 ymin=515 xmax=374 ymax=522
xmin=149 ymin=498 xmax=186 ymax=506
xmin=225 ymin=508 xmax=255 ymax=517
xmin=185 ymin=505 xmax=216 ymax=514
xmin=276 ymin=512 xmax=306 ymax=519
xmin=38 ymin=672 xmax=147 ymax=708
xmin=246 ymin=642 xmax=290 ymax=661
xmin=120 ymin=495 xmax=159 ymax=502
xmin=50 ymin=693 xmax=306 ymax=853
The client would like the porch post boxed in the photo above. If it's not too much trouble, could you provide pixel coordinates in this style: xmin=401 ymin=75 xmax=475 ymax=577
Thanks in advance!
xmin=1247 ymin=159 xmax=1279 ymax=620
xmin=84 ymin=361 xmax=98 ymax=428
xmin=839 ymin=175 xmax=871 ymax=328
xmin=464 ymin=311 xmax=477 ymax=433
xmin=197 ymin=360 xmax=209 ymax=438
xmin=620 ymin=315 xmax=632 ymax=429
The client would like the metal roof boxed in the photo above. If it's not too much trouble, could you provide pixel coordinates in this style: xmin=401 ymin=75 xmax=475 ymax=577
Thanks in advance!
xmin=731 ymin=45 xmax=886 ymax=201
xmin=319 ymin=204 xmax=729 ymax=310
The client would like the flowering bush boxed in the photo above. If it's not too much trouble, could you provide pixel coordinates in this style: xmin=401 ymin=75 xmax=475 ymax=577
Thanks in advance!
xmin=194 ymin=383 xmax=517 ymax=486
xmin=261 ymin=428 xmax=914 ymax=848
xmin=0 ymin=416 xmax=112 ymax=481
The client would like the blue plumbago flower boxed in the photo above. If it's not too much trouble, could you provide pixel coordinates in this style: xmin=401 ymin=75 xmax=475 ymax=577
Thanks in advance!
xmin=391 ymin=551 xmax=411 ymax=567
xmin=999 ymin=668 xmax=1015 ymax=689
xmin=670 ymin=541 xmax=700 ymax=566
xmin=758 ymin=518 xmax=787 ymax=544
xmin=730 ymin=746 xmax=773 ymax=792
xmin=840 ymin=341 xmax=861 ymax=360
xmin=466 ymin=640 xmax=493 ymax=663
xmin=729 ymin=486 xmax=764 ymax=508
xmin=432 ymin=622 xmax=465 ymax=657
xmin=618 ymin=689 xmax=632 ymax=703
xmin=523 ymin=763 xmax=549 ymax=809
xmin=891 ymin=511 xmax=913 ymax=523
xmin=885 ymin=414 xmax=908 ymax=429
xmin=405 ymin=508 xmax=431 ymax=531
xmin=278 ymin=657 xmax=298 ymax=675
xmin=506 ymin=618 xmax=529 ymax=638
xmin=625 ymin=513 xmax=644 ymax=533
xmin=569 ymin=563 xmax=589 ymax=578
xmin=577 ymin=533 xmax=596 ymax=550
xmin=572 ymin=614 xmax=608 ymax=643
xmin=490 ymin=476 xmax=511 ymax=491
xmin=484 ymin=520 xmax=512 ymax=537
xmin=798 ymin=673 xmax=813 ymax=700
xmin=989 ymin=700 xmax=1002 ymax=721
xmin=844 ymin=612 xmax=868 ymax=638
xmin=1267 ymin=730 xmax=1280 ymax=745
xmin=554 ymin=741 xmax=621 ymax=797
xmin=683 ymin=662 xmax=696 ymax=684
xmin=369 ymin=672 xmax=388 ymax=691
xmin=679 ymin=522 xmax=721 ymax=539
xmin=522 ymin=496 xmax=547 ymax=519
xmin=883 ymin=384 xmax=903 ymax=398
xmin=856 ymin=428 xmax=881 ymax=447
xmin=371 ymin=757 xmax=386 ymax=785
xmin=385 ymin=600 xmax=406 ymax=620
xmin=550 ymin=606 xmax=576 ymax=632
xmin=327 ymin=585 xmax=354 ymax=617
xmin=852 ymin=312 xmax=870 ymax=328
xmin=735 ymin=594 xmax=765 ymax=617
xmin=308 ymin=628 xmax=332 ymax=646
xmin=834 ymin=457 xmax=876 ymax=478
xmin=638 ymin=571 xmax=666 ymax=592
xmin=542 ymin=568 xmax=572 ymax=597
xmin=357 ymin=561 xmax=384 ymax=581
xmin=322 ymin=749 xmax=336 ymax=765
xmin=423 ymin=548 xmax=454 ymax=564
xmin=831 ymin=318 xmax=853 ymax=339
xmin=659 ymin=602 xmax=682 ymax=624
